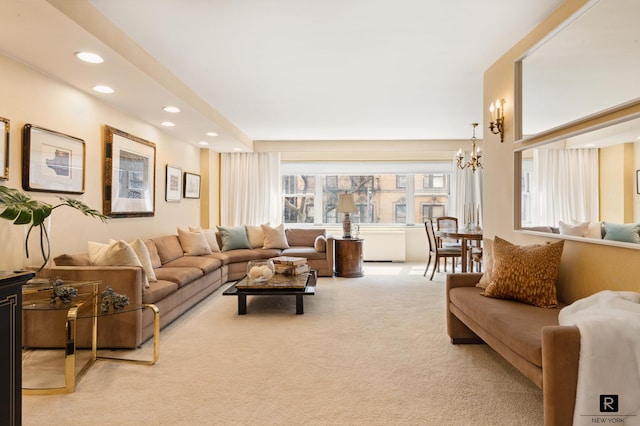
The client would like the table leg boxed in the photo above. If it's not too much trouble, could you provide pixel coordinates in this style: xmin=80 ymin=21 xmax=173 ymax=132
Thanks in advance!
xmin=461 ymin=239 xmax=468 ymax=273
xmin=296 ymin=295 xmax=304 ymax=315
xmin=97 ymin=304 xmax=160 ymax=365
xmin=238 ymin=295 xmax=247 ymax=315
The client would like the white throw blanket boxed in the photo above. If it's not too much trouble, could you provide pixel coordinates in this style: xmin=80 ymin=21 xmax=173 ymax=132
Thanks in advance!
xmin=558 ymin=290 xmax=640 ymax=426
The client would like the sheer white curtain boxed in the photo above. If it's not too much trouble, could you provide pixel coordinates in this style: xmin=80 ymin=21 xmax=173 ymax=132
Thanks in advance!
xmin=531 ymin=148 xmax=599 ymax=226
xmin=220 ymin=152 xmax=282 ymax=226
xmin=452 ymin=154 xmax=483 ymax=227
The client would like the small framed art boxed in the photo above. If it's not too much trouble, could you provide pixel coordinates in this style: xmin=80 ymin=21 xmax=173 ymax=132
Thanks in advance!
xmin=165 ymin=165 xmax=182 ymax=202
xmin=0 ymin=117 xmax=9 ymax=180
xmin=637 ymin=170 xmax=640 ymax=195
xmin=103 ymin=125 xmax=156 ymax=217
xmin=22 ymin=124 xmax=85 ymax=193
xmin=184 ymin=172 xmax=201 ymax=199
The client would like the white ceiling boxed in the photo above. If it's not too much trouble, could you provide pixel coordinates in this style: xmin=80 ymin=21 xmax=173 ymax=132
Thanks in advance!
xmin=0 ymin=0 xmax=564 ymax=150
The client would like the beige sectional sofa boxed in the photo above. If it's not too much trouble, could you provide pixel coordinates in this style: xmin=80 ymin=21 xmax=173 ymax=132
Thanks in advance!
xmin=446 ymin=273 xmax=580 ymax=426
xmin=23 ymin=227 xmax=334 ymax=349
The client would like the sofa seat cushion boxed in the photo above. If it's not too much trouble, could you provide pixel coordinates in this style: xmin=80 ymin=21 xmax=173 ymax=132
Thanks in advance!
xmin=281 ymin=247 xmax=325 ymax=260
xmin=143 ymin=280 xmax=179 ymax=304
xmin=153 ymin=267 xmax=203 ymax=287
xmin=207 ymin=248 xmax=282 ymax=265
xmin=450 ymin=286 xmax=564 ymax=367
xmin=161 ymin=256 xmax=221 ymax=274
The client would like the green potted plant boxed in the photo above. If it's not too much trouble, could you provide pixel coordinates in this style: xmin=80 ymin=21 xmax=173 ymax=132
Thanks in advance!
xmin=0 ymin=185 xmax=109 ymax=271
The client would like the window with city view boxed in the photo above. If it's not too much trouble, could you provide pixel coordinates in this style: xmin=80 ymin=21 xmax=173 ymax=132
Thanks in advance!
xmin=281 ymin=162 xmax=453 ymax=226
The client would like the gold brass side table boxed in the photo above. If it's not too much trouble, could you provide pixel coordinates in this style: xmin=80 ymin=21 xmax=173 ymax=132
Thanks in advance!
xmin=22 ymin=280 xmax=160 ymax=394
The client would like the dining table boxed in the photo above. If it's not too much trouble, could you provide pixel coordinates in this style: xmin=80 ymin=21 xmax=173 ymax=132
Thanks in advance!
xmin=435 ymin=228 xmax=483 ymax=272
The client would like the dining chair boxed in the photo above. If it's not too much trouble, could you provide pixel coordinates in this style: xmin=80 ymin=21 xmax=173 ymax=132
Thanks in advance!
xmin=424 ymin=221 xmax=463 ymax=280
xmin=435 ymin=216 xmax=462 ymax=248
xmin=471 ymin=247 xmax=483 ymax=272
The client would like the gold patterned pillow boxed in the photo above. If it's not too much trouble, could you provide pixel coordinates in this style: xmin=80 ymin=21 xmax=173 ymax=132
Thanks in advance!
xmin=481 ymin=236 xmax=564 ymax=308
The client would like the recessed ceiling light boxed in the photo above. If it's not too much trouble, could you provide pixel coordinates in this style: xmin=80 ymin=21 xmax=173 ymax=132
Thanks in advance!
xmin=161 ymin=121 xmax=175 ymax=127
xmin=92 ymin=85 xmax=114 ymax=94
xmin=233 ymin=148 xmax=242 ymax=152
xmin=76 ymin=51 xmax=104 ymax=64
xmin=206 ymin=131 xmax=218 ymax=137
xmin=198 ymin=141 xmax=209 ymax=146
xmin=163 ymin=106 xmax=180 ymax=113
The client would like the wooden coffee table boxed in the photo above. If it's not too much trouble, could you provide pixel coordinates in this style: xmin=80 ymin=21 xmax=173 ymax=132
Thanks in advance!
xmin=223 ymin=270 xmax=317 ymax=315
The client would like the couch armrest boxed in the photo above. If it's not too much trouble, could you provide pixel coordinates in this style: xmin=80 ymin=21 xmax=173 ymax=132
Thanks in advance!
xmin=325 ymin=235 xmax=335 ymax=272
xmin=45 ymin=266 xmax=144 ymax=304
xmin=446 ymin=272 xmax=483 ymax=291
xmin=542 ymin=325 xmax=580 ymax=426
xmin=446 ymin=273 xmax=484 ymax=343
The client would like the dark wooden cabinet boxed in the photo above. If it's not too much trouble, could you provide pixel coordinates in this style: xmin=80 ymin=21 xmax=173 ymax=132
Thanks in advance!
xmin=0 ymin=271 xmax=34 ymax=426
xmin=334 ymin=238 xmax=364 ymax=277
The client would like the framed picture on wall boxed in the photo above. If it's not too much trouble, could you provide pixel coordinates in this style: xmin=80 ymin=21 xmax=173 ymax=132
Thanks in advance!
xmin=22 ymin=124 xmax=85 ymax=193
xmin=103 ymin=125 xmax=156 ymax=217
xmin=165 ymin=164 xmax=182 ymax=202
xmin=0 ymin=117 xmax=8 ymax=180
xmin=637 ymin=170 xmax=640 ymax=194
xmin=184 ymin=172 xmax=201 ymax=199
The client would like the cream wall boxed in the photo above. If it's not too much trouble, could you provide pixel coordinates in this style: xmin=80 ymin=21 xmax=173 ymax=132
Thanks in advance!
xmin=0 ymin=53 xmax=202 ymax=271
xmin=599 ymin=144 xmax=634 ymax=223
xmin=483 ymin=0 xmax=640 ymax=302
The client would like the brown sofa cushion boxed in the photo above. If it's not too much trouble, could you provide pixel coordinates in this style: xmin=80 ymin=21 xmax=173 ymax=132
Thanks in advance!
xmin=153 ymin=267 xmax=203 ymax=287
xmin=482 ymin=236 xmax=564 ymax=308
xmin=450 ymin=286 xmax=564 ymax=367
xmin=208 ymin=248 xmax=281 ymax=265
xmin=152 ymin=235 xmax=184 ymax=264
xmin=142 ymin=280 xmax=179 ymax=304
xmin=162 ymin=256 xmax=221 ymax=274
xmin=54 ymin=252 xmax=92 ymax=266
xmin=281 ymin=247 xmax=326 ymax=260
xmin=145 ymin=240 xmax=162 ymax=268
xmin=285 ymin=228 xmax=326 ymax=247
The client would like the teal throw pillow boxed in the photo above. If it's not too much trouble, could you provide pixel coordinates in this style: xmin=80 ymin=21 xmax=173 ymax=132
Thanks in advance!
xmin=603 ymin=222 xmax=640 ymax=244
xmin=216 ymin=226 xmax=252 ymax=251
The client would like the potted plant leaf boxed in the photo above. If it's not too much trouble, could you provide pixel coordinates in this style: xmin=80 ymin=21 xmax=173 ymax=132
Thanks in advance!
xmin=0 ymin=185 xmax=109 ymax=271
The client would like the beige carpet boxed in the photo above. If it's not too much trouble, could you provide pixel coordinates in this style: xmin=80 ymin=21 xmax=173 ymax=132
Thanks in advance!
xmin=22 ymin=263 xmax=543 ymax=425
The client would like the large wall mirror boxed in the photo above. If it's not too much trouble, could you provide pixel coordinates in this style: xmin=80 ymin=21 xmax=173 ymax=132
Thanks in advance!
xmin=519 ymin=0 xmax=640 ymax=138
xmin=516 ymin=0 xmax=640 ymax=248
xmin=518 ymin=116 xmax=640 ymax=241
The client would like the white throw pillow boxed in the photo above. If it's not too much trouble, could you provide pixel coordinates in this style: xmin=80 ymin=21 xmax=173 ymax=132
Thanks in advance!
xmin=586 ymin=221 xmax=603 ymax=239
xmin=559 ymin=220 xmax=589 ymax=237
xmin=245 ymin=224 xmax=266 ymax=248
xmin=88 ymin=240 xmax=149 ymax=288
xmin=178 ymin=228 xmax=213 ymax=255
xmin=109 ymin=238 xmax=157 ymax=286
xmin=189 ymin=226 xmax=221 ymax=252
xmin=129 ymin=239 xmax=157 ymax=283
xmin=261 ymin=224 xmax=290 ymax=249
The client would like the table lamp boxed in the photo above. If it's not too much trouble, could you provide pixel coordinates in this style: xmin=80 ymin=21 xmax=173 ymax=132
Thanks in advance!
xmin=337 ymin=193 xmax=357 ymax=238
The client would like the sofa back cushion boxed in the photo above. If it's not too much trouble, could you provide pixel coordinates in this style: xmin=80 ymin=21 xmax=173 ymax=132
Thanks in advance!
xmin=152 ymin=235 xmax=184 ymax=264
xmin=178 ymin=228 xmax=213 ymax=255
xmin=285 ymin=228 xmax=326 ymax=247
xmin=145 ymin=240 xmax=162 ymax=268
xmin=53 ymin=252 xmax=92 ymax=266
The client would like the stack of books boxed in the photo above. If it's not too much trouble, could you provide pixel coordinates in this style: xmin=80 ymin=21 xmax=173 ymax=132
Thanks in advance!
xmin=271 ymin=256 xmax=309 ymax=275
